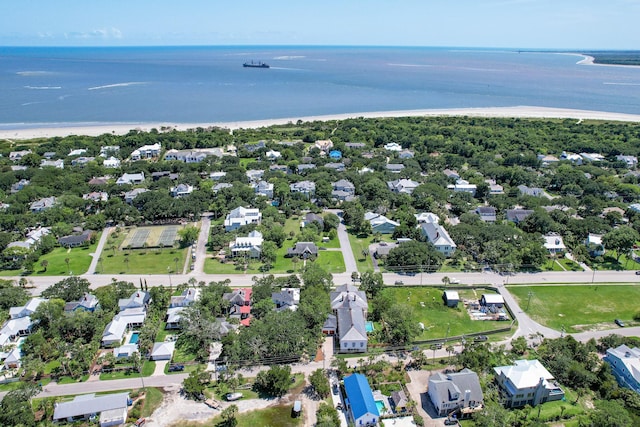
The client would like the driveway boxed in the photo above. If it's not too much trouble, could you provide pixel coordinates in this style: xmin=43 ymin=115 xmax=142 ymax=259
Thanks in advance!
xmin=85 ymin=226 xmax=113 ymax=274
xmin=193 ymin=213 xmax=212 ymax=275
xmin=405 ymin=370 xmax=447 ymax=427
xmin=336 ymin=224 xmax=358 ymax=276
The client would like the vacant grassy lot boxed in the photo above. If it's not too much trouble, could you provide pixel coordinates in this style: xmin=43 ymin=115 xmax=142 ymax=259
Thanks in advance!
xmin=377 ymin=287 xmax=509 ymax=341
xmin=508 ymin=284 xmax=640 ymax=332
xmin=348 ymin=233 xmax=375 ymax=272
xmin=172 ymin=404 xmax=302 ymax=427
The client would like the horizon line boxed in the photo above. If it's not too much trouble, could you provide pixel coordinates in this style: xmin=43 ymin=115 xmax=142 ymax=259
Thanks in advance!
xmin=0 ymin=44 xmax=635 ymax=52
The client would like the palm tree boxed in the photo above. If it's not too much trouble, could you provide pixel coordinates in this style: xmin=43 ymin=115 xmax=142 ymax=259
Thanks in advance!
xmin=442 ymin=276 xmax=450 ymax=287
xmin=40 ymin=260 xmax=48 ymax=272
xmin=446 ymin=345 xmax=454 ymax=363
xmin=124 ymin=257 xmax=130 ymax=272
xmin=64 ymin=258 xmax=70 ymax=274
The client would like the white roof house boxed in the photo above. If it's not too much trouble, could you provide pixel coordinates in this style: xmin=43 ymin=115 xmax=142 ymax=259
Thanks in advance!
xmin=9 ymin=297 xmax=47 ymax=319
xmin=170 ymin=288 xmax=200 ymax=308
xmin=99 ymin=145 xmax=120 ymax=157
xmin=118 ymin=291 xmax=150 ymax=311
xmin=415 ymin=212 xmax=439 ymax=224
xmin=130 ymin=143 xmax=161 ymax=160
xmin=420 ymin=222 xmax=456 ymax=257
xmin=170 ymin=183 xmax=194 ymax=198
xmin=384 ymin=142 xmax=403 ymax=152
xmin=265 ymin=149 xmax=282 ymax=160
xmin=387 ymin=179 xmax=420 ymax=195
xmin=480 ymin=294 xmax=504 ymax=306
xmin=116 ymin=172 xmax=145 ymax=185
xmin=448 ymin=179 xmax=477 ymax=196
xmin=229 ymin=230 xmax=263 ymax=258
xmin=224 ymin=206 xmax=262 ymax=231
xmin=605 ymin=345 xmax=640 ymax=393
xmin=53 ymin=392 xmax=130 ymax=425
xmin=493 ymin=359 xmax=564 ymax=407
xmin=103 ymin=156 xmax=121 ymax=168
xmin=151 ymin=341 xmax=176 ymax=360
xmin=585 ymin=233 xmax=605 ymax=256
xmin=543 ymin=233 xmax=566 ymax=254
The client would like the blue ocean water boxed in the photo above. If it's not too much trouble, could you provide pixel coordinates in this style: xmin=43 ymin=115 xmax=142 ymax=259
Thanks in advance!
xmin=0 ymin=46 xmax=638 ymax=127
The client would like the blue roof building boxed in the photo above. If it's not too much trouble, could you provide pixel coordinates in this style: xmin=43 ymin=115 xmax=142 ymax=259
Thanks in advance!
xmin=329 ymin=150 xmax=342 ymax=159
xmin=344 ymin=373 xmax=379 ymax=426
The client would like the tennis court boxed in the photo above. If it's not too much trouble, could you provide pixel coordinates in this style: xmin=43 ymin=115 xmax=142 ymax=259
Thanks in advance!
xmin=121 ymin=225 xmax=182 ymax=249
xmin=158 ymin=225 xmax=180 ymax=247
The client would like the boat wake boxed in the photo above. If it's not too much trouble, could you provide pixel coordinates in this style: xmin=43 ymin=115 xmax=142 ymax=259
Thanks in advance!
xmin=88 ymin=82 xmax=147 ymax=91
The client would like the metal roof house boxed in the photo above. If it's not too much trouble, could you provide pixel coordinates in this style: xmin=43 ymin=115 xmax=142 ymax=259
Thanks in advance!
xmin=428 ymin=368 xmax=484 ymax=417
xmin=330 ymin=284 xmax=368 ymax=353
xmin=343 ymin=373 xmax=380 ymax=426
xmin=420 ymin=222 xmax=456 ymax=257
xmin=494 ymin=359 xmax=564 ymax=408
xmin=605 ymin=345 xmax=640 ymax=393
xmin=53 ymin=392 xmax=130 ymax=426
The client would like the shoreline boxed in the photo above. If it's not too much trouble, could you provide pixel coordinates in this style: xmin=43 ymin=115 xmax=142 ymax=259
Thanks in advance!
xmin=2 ymin=106 xmax=640 ymax=140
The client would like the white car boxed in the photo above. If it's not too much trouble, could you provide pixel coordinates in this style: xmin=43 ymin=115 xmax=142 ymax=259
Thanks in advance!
xmin=450 ymin=278 xmax=460 ymax=284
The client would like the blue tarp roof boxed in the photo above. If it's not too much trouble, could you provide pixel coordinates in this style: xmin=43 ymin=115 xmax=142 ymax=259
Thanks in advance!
xmin=344 ymin=373 xmax=379 ymax=420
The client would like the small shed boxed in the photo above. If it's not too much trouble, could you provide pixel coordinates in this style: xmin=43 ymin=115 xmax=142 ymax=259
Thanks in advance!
xmin=480 ymin=294 xmax=504 ymax=308
xmin=443 ymin=291 xmax=460 ymax=308
xmin=292 ymin=400 xmax=302 ymax=417
xmin=150 ymin=341 xmax=176 ymax=361
xmin=391 ymin=390 xmax=409 ymax=412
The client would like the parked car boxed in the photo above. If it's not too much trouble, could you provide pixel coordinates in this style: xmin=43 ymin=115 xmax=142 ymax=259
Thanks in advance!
xmin=444 ymin=418 xmax=459 ymax=425
xmin=190 ymin=263 xmax=195 ymax=270
xmin=635 ymin=271 xmax=640 ymax=275
xmin=450 ymin=278 xmax=461 ymax=284
xmin=168 ymin=364 xmax=185 ymax=372
xmin=394 ymin=280 xmax=404 ymax=285
xmin=615 ymin=319 xmax=625 ymax=327
xmin=474 ymin=335 xmax=488 ymax=342
xmin=226 ymin=392 xmax=243 ymax=401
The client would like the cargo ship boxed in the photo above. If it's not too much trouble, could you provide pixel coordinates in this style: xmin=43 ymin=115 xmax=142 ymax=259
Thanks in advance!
xmin=243 ymin=61 xmax=270 ymax=68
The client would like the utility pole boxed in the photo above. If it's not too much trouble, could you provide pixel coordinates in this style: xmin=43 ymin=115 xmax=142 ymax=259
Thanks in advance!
xmin=526 ymin=291 xmax=534 ymax=310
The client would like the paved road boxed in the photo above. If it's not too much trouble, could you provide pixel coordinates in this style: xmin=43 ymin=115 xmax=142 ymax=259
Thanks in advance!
xmin=86 ymin=226 xmax=113 ymax=274
xmin=193 ymin=213 xmax=212 ymax=275
xmin=326 ymin=209 xmax=358 ymax=276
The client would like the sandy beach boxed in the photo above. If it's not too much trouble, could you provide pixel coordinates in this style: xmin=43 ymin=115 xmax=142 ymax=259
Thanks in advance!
xmin=1 ymin=106 xmax=640 ymax=141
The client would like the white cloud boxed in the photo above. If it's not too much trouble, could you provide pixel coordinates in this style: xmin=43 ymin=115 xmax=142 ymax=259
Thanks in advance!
xmin=64 ymin=27 xmax=123 ymax=40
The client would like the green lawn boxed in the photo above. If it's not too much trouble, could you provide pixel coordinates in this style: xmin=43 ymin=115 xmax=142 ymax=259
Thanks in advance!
xmin=101 ymin=247 xmax=188 ymax=275
xmin=35 ymin=232 xmax=102 ymax=276
xmin=0 ymin=232 xmax=102 ymax=277
xmin=378 ymin=287 xmax=510 ymax=341
xmin=140 ymin=387 xmax=165 ymax=417
xmin=508 ymin=284 xmax=640 ymax=332
xmin=348 ymin=233 xmax=375 ymax=272
xmin=172 ymin=404 xmax=302 ymax=427
xmin=590 ymin=253 xmax=640 ymax=271
xmin=203 ymin=258 xmax=263 ymax=274
xmin=99 ymin=228 xmax=188 ymax=274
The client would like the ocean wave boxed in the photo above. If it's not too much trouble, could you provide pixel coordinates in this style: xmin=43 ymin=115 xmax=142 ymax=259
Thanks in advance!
xmin=273 ymin=56 xmax=305 ymax=60
xmin=24 ymin=85 xmax=62 ymax=90
xmin=388 ymin=63 xmax=434 ymax=68
xmin=603 ymin=82 xmax=640 ymax=86
xmin=88 ymin=82 xmax=147 ymax=91
xmin=16 ymin=71 xmax=56 ymax=76
xmin=21 ymin=102 xmax=45 ymax=106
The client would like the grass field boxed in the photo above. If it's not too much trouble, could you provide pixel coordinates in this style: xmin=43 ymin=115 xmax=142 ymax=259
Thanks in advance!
xmin=35 ymin=232 xmax=102 ymax=276
xmin=377 ymin=287 xmax=510 ymax=341
xmin=508 ymin=284 xmax=640 ymax=332
xmin=348 ymin=233 xmax=375 ymax=272
xmin=100 ymin=228 xmax=188 ymax=274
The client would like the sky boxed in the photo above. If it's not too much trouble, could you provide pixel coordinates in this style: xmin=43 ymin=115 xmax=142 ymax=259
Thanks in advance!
xmin=1 ymin=0 xmax=638 ymax=49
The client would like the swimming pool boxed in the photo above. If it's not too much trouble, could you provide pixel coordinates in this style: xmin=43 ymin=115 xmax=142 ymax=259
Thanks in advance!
xmin=365 ymin=321 xmax=374 ymax=333
xmin=375 ymin=400 xmax=385 ymax=414
xmin=129 ymin=332 xmax=140 ymax=344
